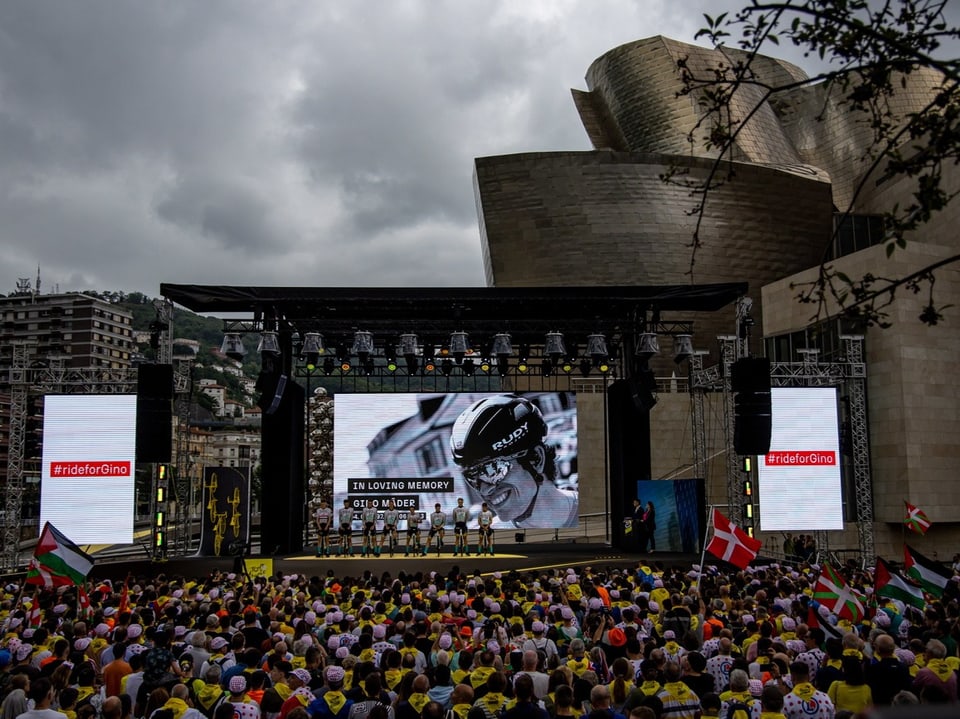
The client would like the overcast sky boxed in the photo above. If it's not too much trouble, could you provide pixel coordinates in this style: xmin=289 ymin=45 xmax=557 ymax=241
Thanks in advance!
xmin=0 ymin=0 xmax=930 ymax=297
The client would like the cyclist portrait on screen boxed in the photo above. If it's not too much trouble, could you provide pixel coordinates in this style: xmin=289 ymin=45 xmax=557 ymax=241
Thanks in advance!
xmin=449 ymin=395 xmax=577 ymax=528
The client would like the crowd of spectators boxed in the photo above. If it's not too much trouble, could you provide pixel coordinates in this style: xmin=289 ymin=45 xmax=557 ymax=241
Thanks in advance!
xmin=0 ymin=558 xmax=958 ymax=719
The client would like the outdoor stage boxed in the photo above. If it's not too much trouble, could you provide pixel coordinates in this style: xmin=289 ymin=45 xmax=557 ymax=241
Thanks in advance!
xmin=88 ymin=543 xmax=699 ymax=582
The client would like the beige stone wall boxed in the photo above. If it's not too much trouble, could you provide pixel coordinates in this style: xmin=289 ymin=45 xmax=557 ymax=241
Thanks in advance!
xmin=762 ymin=242 xmax=960 ymax=558
xmin=575 ymin=386 xmax=741 ymax=534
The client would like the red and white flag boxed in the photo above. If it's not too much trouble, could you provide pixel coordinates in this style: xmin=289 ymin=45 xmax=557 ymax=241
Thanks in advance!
xmin=814 ymin=564 xmax=865 ymax=623
xmin=77 ymin=585 xmax=94 ymax=621
xmin=26 ymin=593 xmax=42 ymax=628
xmin=705 ymin=509 xmax=762 ymax=569
xmin=904 ymin=501 xmax=931 ymax=535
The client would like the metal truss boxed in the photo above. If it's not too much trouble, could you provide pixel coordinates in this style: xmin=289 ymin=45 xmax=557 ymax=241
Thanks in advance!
xmin=689 ymin=352 xmax=708 ymax=483
xmin=719 ymin=336 xmax=742 ymax=524
xmin=841 ymin=336 xmax=873 ymax=561
xmin=2 ymin=348 xmax=139 ymax=571
xmin=2 ymin=344 xmax=30 ymax=572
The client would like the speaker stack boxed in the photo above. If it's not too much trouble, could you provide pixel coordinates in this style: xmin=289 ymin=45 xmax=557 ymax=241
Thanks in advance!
xmin=731 ymin=357 xmax=772 ymax=455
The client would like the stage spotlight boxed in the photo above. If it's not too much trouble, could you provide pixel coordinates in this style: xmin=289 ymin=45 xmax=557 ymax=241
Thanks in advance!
xmin=587 ymin=333 xmax=608 ymax=365
xmin=336 ymin=343 xmax=351 ymax=372
xmin=422 ymin=343 xmax=436 ymax=373
xmin=351 ymin=330 xmax=374 ymax=363
xmin=301 ymin=332 xmax=324 ymax=369
xmin=257 ymin=331 xmax=281 ymax=356
xmin=561 ymin=358 xmax=574 ymax=374
xmin=637 ymin=332 xmax=659 ymax=361
xmin=517 ymin=343 xmax=530 ymax=373
xmin=579 ymin=358 xmax=592 ymax=377
xmin=673 ymin=334 xmax=694 ymax=364
xmin=220 ymin=333 xmax=247 ymax=361
xmin=598 ymin=358 xmax=612 ymax=374
xmin=492 ymin=333 xmax=512 ymax=358
xmin=480 ymin=359 xmax=493 ymax=373
xmin=323 ymin=357 xmax=336 ymax=376
xmin=449 ymin=331 xmax=469 ymax=364
xmin=384 ymin=341 xmax=398 ymax=372
xmin=544 ymin=332 xmax=565 ymax=364
xmin=362 ymin=357 xmax=375 ymax=376
xmin=399 ymin=333 xmax=418 ymax=373
xmin=541 ymin=359 xmax=553 ymax=377
xmin=462 ymin=358 xmax=476 ymax=376
xmin=440 ymin=359 xmax=454 ymax=376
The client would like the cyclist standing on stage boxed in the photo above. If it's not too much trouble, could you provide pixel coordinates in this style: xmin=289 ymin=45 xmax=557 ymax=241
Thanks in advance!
xmin=403 ymin=506 xmax=422 ymax=557
xmin=428 ymin=503 xmax=446 ymax=556
xmin=452 ymin=497 xmax=470 ymax=557
xmin=314 ymin=498 xmax=333 ymax=557
xmin=380 ymin=499 xmax=399 ymax=556
xmin=338 ymin=499 xmax=355 ymax=556
xmin=361 ymin=500 xmax=378 ymax=557
xmin=477 ymin=501 xmax=495 ymax=556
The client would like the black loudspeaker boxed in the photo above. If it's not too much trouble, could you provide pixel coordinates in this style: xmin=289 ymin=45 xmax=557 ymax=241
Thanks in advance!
xmin=136 ymin=364 xmax=173 ymax=463
xmin=259 ymin=380 xmax=305 ymax=555
xmin=628 ymin=368 xmax=658 ymax=411
xmin=732 ymin=357 xmax=772 ymax=455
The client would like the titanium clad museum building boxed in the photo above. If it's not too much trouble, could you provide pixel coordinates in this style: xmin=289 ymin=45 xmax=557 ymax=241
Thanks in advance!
xmin=473 ymin=36 xmax=960 ymax=559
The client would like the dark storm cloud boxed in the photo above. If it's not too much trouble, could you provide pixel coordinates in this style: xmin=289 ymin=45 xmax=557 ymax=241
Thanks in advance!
xmin=0 ymin=0 xmax=769 ymax=295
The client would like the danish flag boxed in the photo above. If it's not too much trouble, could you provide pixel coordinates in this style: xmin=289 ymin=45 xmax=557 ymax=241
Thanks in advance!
xmin=705 ymin=509 xmax=762 ymax=570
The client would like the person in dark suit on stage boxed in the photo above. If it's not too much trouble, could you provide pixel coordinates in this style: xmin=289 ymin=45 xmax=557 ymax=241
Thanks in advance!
xmin=642 ymin=501 xmax=656 ymax=552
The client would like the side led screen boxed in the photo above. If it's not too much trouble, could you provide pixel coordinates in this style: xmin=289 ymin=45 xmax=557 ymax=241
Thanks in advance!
xmin=40 ymin=395 xmax=137 ymax=544
xmin=757 ymin=387 xmax=843 ymax=531
xmin=333 ymin=392 xmax=578 ymax=529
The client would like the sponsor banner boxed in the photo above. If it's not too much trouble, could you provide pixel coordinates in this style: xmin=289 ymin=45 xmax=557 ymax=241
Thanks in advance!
xmin=198 ymin=466 xmax=251 ymax=558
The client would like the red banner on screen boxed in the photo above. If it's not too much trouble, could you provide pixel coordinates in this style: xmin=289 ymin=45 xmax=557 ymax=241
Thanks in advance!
xmin=50 ymin=461 xmax=132 ymax=477
xmin=763 ymin=451 xmax=836 ymax=466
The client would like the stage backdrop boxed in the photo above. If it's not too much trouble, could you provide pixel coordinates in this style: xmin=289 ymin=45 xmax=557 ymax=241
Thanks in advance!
xmin=198 ymin=466 xmax=251 ymax=557
xmin=634 ymin=478 xmax=705 ymax=553
xmin=334 ymin=392 xmax=578 ymax=529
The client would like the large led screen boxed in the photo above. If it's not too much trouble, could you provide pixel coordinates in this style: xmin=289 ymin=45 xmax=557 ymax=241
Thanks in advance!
xmin=40 ymin=395 xmax=137 ymax=544
xmin=334 ymin=392 xmax=578 ymax=529
xmin=757 ymin=387 xmax=843 ymax=531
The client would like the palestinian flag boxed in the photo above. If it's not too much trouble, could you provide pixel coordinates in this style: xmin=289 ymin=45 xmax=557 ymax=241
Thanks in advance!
xmin=814 ymin=563 xmax=865 ymax=623
xmin=904 ymin=502 xmax=931 ymax=535
xmin=874 ymin=557 xmax=925 ymax=610
xmin=904 ymin=544 xmax=952 ymax=598
xmin=25 ymin=522 xmax=93 ymax=588
xmin=805 ymin=604 xmax=844 ymax=640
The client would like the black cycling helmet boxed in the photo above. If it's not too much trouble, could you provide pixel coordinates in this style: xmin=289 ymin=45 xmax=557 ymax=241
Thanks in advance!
xmin=450 ymin=395 xmax=547 ymax=467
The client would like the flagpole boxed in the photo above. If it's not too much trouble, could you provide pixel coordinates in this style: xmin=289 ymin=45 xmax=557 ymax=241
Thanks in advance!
xmin=901 ymin=499 xmax=907 ymax=557
xmin=695 ymin=505 xmax=714 ymax=588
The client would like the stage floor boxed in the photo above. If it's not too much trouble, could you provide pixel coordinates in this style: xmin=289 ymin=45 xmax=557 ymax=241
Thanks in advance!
xmin=89 ymin=544 xmax=698 ymax=582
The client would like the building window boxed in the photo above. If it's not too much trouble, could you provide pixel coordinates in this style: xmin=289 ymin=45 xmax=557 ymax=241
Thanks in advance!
xmin=829 ymin=214 xmax=885 ymax=260
xmin=416 ymin=437 xmax=447 ymax=475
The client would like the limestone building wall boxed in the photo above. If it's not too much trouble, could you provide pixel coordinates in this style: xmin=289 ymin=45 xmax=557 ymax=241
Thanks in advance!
xmin=762 ymin=242 xmax=960 ymax=557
